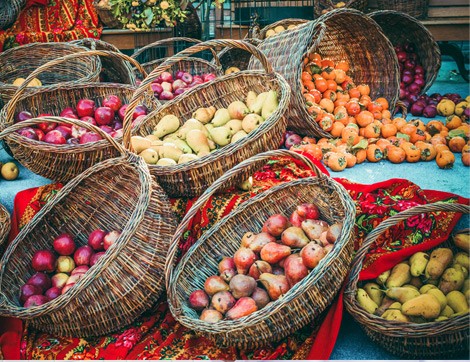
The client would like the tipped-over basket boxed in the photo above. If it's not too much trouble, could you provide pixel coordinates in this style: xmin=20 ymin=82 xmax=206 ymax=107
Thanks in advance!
xmin=216 ymin=38 xmax=261 ymax=72
xmin=0 ymin=50 xmax=155 ymax=182
xmin=257 ymin=18 xmax=309 ymax=40
xmin=164 ymin=149 xmax=356 ymax=349
xmin=123 ymin=39 xmax=290 ymax=198
xmin=0 ymin=117 xmax=177 ymax=337
xmin=369 ymin=10 xmax=441 ymax=95
xmin=131 ymin=37 xmax=223 ymax=80
xmin=376 ymin=0 xmax=429 ymax=19
xmin=249 ymin=8 xmax=399 ymax=137
xmin=0 ymin=0 xmax=25 ymax=30
xmin=0 ymin=202 xmax=10 ymax=257
xmin=0 ymin=42 xmax=101 ymax=109
xmin=69 ymin=38 xmax=137 ymax=85
xmin=314 ymin=0 xmax=368 ymax=18
xmin=344 ymin=202 xmax=470 ymax=358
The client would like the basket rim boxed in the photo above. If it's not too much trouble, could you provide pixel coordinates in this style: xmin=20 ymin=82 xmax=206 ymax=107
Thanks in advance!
xmin=0 ymin=152 xmax=154 ymax=318
xmin=169 ymin=175 xmax=356 ymax=331
xmin=134 ymin=70 xmax=291 ymax=174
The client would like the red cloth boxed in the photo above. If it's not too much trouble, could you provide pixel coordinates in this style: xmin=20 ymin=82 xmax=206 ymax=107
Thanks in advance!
xmin=25 ymin=0 xmax=48 ymax=9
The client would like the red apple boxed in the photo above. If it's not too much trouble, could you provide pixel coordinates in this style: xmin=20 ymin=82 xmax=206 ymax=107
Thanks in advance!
xmin=160 ymin=71 xmax=173 ymax=83
xmin=103 ymin=230 xmax=121 ymax=250
xmin=31 ymin=250 xmax=57 ymax=273
xmin=172 ymin=79 xmax=187 ymax=91
xmin=76 ymin=99 xmax=96 ymax=118
xmin=175 ymin=70 xmax=185 ymax=80
xmin=53 ymin=233 xmax=76 ymax=256
xmin=17 ymin=127 xmax=38 ymax=140
xmin=56 ymin=255 xmax=75 ymax=273
xmin=71 ymin=125 xmax=87 ymax=139
xmin=44 ymin=287 xmax=62 ymax=300
xmin=118 ymin=104 xmax=128 ymax=121
xmin=37 ymin=121 xmax=57 ymax=133
xmin=161 ymin=81 xmax=172 ymax=92
xmin=24 ymin=295 xmax=49 ymax=308
xmin=43 ymin=130 xmax=66 ymax=144
xmin=151 ymin=83 xmax=163 ymax=95
xmin=159 ymin=91 xmax=174 ymax=101
xmin=60 ymin=107 xmax=78 ymax=118
xmin=133 ymin=105 xmax=147 ymax=119
xmin=203 ymin=73 xmax=217 ymax=82
xmin=71 ymin=265 xmax=90 ymax=276
xmin=99 ymin=125 xmax=113 ymax=134
xmin=79 ymin=132 xmax=102 ymax=144
xmin=73 ymin=245 xmax=94 ymax=266
xmin=174 ymin=88 xmax=186 ymax=96
xmin=111 ymin=129 xmax=123 ymax=138
xmin=33 ymin=129 xmax=45 ymax=141
xmin=79 ymin=116 xmax=97 ymax=125
xmin=15 ymin=111 xmax=33 ymax=123
xmin=90 ymin=251 xmax=106 ymax=266
xmin=27 ymin=272 xmax=52 ymax=292
xmin=51 ymin=273 xmax=69 ymax=289
xmin=88 ymin=229 xmax=106 ymax=251
xmin=181 ymin=72 xmax=193 ymax=84
xmin=112 ymin=120 xmax=123 ymax=130
xmin=19 ymin=284 xmax=42 ymax=304
xmin=94 ymin=106 xmax=114 ymax=126
xmin=102 ymin=95 xmax=122 ymax=112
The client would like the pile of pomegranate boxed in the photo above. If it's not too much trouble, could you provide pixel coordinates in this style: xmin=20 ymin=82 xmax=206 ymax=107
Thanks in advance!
xmin=19 ymin=229 xmax=121 ymax=308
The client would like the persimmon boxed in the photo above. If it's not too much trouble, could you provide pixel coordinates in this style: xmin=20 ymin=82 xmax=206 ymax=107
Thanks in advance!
xmin=334 ymin=69 xmax=347 ymax=84
xmin=436 ymin=150 xmax=455 ymax=169
xmin=335 ymin=60 xmax=350 ymax=72
xmin=356 ymin=111 xmax=375 ymax=128
xmin=446 ymin=115 xmax=463 ymax=130
xmin=319 ymin=114 xmax=334 ymax=132
xmin=304 ymin=93 xmax=317 ymax=104
xmin=392 ymin=117 xmax=407 ymax=131
xmin=359 ymin=95 xmax=372 ymax=108
xmin=387 ymin=136 xmax=405 ymax=148
xmin=307 ymin=105 xmax=324 ymax=120
xmin=409 ymin=119 xmax=426 ymax=132
xmin=375 ymin=97 xmax=389 ymax=110
xmin=355 ymin=148 xmax=367 ymax=164
xmin=321 ymin=67 xmax=336 ymax=80
xmin=448 ymin=136 xmax=466 ymax=153
xmin=308 ymin=89 xmax=322 ymax=103
xmin=313 ymin=73 xmax=323 ymax=80
xmin=341 ymin=77 xmax=355 ymax=91
xmin=367 ymin=101 xmax=383 ymax=113
xmin=319 ymin=98 xmax=335 ymax=113
xmin=303 ymin=57 xmax=310 ymax=66
xmin=301 ymin=71 xmax=312 ymax=82
xmin=462 ymin=144 xmax=470 ymax=166
xmin=314 ymin=78 xmax=328 ymax=93
xmin=348 ymin=87 xmax=361 ymax=99
xmin=409 ymin=128 xmax=427 ymax=144
xmin=343 ymin=152 xmax=357 ymax=168
xmin=426 ymin=120 xmax=444 ymax=136
xmin=334 ymin=99 xmax=348 ymax=108
xmin=382 ymin=110 xmax=392 ymax=119
xmin=321 ymin=59 xmax=335 ymax=68
xmin=434 ymin=143 xmax=450 ymax=154
xmin=319 ymin=142 xmax=336 ymax=154
xmin=322 ymin=89 xmax=337 ymax=102
xmin=399 ymin=123 xmax=417 ymax=137
xmin=366 ymin=144 xmax=384 ymax=162
xmin=330 ymin=121 xmax=345 ymax=138
xmin=376 ymin=138 xmax=391 ymax=152
xmin=341 ymin=126 xmax=360 ymax=145
xmin=327 ymin=152 xmax=347 ymax=172
xmin=304 ymin=80 xmax=316 ymax=92
xmin=345 ymin=101 xmax=361 ymax=116
xmin=357 ymin=84 xmax=370 ymax=96
xmin=363 ymin=123 xmax=381 ymax=139
xmin=309 ymin=52 xmax=322 ymax=62
xmin=381 ymin=123 xmax=398 ymax=138
xmin=334 ymin=109 xmax=349 ymax=125
xmin=404 ymin=145 xmax=421 ymax=163
xmin=326 ymin=79 xmax=338 ymax=91
xmin=387 ymin=145 xmax=406 ymax=164
xmin=295 ymin=143 xmax=323 ymax=160
xmin=430 ymin=134 xmax=447 ymax=147
xmin=415 ymin=141 xmax=437 ymax=161
xmin=302 ymin=136 xmax=316 ymax=144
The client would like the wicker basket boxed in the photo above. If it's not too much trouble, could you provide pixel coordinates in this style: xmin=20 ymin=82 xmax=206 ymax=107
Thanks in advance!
xmin=0 ymin=42 xmax=101 ymax=110
xmin=69 ymin=38 xmax=138 ymax=85
xmin=258 ymin=18 xmax=309 ymax=40
xmin=216 ymin=38 xmax=261 ymax=73
xmin=93 ymin=0 xmax=121 ymax=28
xmin=0 ymin=0 xmax=26 ymax=30
xmin=164 ymin=149 xmax=356 ymax=349
xmin=344 ymin=202 xmax=470 ymax=358
xmin=0 ymin=203 xmax=10 ymax=257
xmin=376 ymin=0 xmax=430 ymax=19
xmin=0 ymin=117 xmax=177 ymax=337
xmin=369 ymin=10 xmax=441 ymax=95
xmin=0 ymin=50 xmax=155 ymax=183
xmin=249 ymin=8 xmax=400 ymax=137
xmin=314 ymin=0 xmax=368 ymax=17
xmin=131 ymin=37 xmax=223 ymax=79
xmin=123 ymin=39 xmax=291 ymax=198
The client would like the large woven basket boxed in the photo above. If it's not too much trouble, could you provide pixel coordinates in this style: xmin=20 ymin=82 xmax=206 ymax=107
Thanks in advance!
xmin=123 ymin=39 xmax=291 ymax=198
xmin=165 ymin=149 xmax=356 ymax=349
xmin=69 ymin=38 xmax=137 ymax=85
xmin=0 ymin=0 xmax=25 ymax=30
xmin=0 ymin=42 xmax=101 ymax=110
xmin=249 ymin=8 xmax=400 ymax=137
xmin=369 ymin=10 xmax=441 ymax=95
xmin=344 ymin=202 xmax=470 ymax=358
xmin=131 ymin=37 xmax=222 ymax=79
xmin=314 ymin=0 xmax=368 ymax=17
xmin=257 ymin=18 xmax=309 ymax=40
xmin=0 ymin=203 xmax=10 ymax=257
xmin=216 ymin=38 xmax=261 ymax=72
xmin=93 ymin=0 xmax=121 ymax=28
xmin=0 ymin=50 xmax=154 ymax=182
xmin=376 ymin=0 xmax=430 ymax=19
xmin=0 ymin=117 xmax=177 ymax=337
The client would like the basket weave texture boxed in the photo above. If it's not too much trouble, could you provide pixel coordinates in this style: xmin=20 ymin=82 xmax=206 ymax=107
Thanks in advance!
xmin=369 ymin=10 xmax=441 ymax=95
xmin=376 ymin=0 xmax=429 ymax=19
xmin=216 ymin=38 xmax=261 ymax=72
xmin=0 ymin=0 xmax=26 ymax=30
xmin=69 ymin=38 xmax=137 ymax=85
xmin=93 ymin=0 xmax=121 ymax=28
xmin=0 ymin=203 xmax=10 ymax=257
xmin=164 ymin=149 xmax=356 ymax=349
xmin=344 ymin=202 xmax=470 ymax=358
xmin=124 ymin=39 xmax=291 ymax=198
xmin=131 ymin=37 xmax=222 ymax=79
xmin=0 ymin=117 xmax=177 ymax=337
xmin=0 ymin=50 xmax=155 ymax=183
xmin=249 ymin=8 xmax=400 ymax=137
xmin=258 ymin=18 xmax=309 ymax=40
xmin=314 ymin=0 xmax=368 ymax=17
xmin=0 ymin=42 xmax=101 ymax=109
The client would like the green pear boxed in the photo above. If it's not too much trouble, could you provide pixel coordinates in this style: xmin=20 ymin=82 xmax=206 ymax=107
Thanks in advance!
xmin=163 ymin=132 xmax=178 ymax=141
xmin=226 ymin=119 xmax=243 ymax=135
xmin=250 ymin=92 xmax=268 ymax=115
xmin=209 ymin=126 xmax=231 ymax=146
xmin=238 ymin=177 xmax=253 ymax=191
xmin=178 ymin=153 xmax=199 ymax=164
xmin=211 ymin=108 xmax=231 ymax=127
xmin=159 ymin=144 xmax=183 ymax=162
xmin=207 ymin=138 xmax=216 ymax=150
xmin=231 ymin=130 xmax=248 ymax=143
xmin=139 ymin=148 xmax=159 ymax=164
xmin=170 ymin=138 xmax=193 ymax=154
xmin=156 ymin=158 xmax=177 ymax=166
xmin=186 ymin=129 xmax=210 ymax=154
xmin=205 ymin=123 xmax=215 ymax=133
xmin=153 ymin=114 xmax=180 ymax=138
xmin=261 ymin=90 xmax=279 ymax=120
xmin=246 ymin=91 xmax=258 ymax=110
xmin=242 ymin=114 xmax=263 ymax=133
xmin=227 ymin=101 xmax=249 ymax=120
xmin=386 ymin=287 xmax=420 ymax=303
xmin=131 ymin=136 xmax=152 ymax=154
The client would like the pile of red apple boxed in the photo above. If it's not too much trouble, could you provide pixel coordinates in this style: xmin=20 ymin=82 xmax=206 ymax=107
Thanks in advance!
xmin=14 ymin=95 xmax=148 ymax=144
xmin=19 ymin=229 xmax=121 ymax=308
xmin=187 ymin=203 xmax=342 ymax=322
xmin=146 ymin=71 xmax=217 ymax=101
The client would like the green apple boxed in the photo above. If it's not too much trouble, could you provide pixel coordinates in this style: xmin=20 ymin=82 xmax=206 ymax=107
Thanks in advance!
xmin=1 ymin=161 xmax=19 ymax=181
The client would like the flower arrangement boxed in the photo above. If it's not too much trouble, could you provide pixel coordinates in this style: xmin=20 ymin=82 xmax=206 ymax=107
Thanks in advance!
xmin=105 ymin=0 xmax=188 ymax=30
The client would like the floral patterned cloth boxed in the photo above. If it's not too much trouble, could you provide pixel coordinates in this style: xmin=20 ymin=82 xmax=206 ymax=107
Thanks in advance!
xmin=0 ymin=0 xmax=102 ymax=52
xmin=1 ymin=153 xmax=468 ymax=360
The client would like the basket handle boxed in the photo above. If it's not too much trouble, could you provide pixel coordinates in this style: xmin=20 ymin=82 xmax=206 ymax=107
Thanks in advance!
xmin=5 ymin=50 xmax=148 ymax=126
xmin=122 ymin=39 xmax=274 ymax=151
xmin=0 ymin=116 xmax=127 ymax=156
xmin=345 ymin=202 xmax=470 ymax=294
xmin=164 ymin=149 xmax=328 ymax=291
xmin=131 ymin=37 xmax=222 ymax=69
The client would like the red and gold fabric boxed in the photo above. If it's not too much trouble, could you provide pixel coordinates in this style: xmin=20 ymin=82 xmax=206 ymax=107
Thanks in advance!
xmin=0 ymin=153 xmax=467 ymax=360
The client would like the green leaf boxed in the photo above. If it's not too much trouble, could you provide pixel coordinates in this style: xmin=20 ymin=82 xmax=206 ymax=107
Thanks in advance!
xmin=448 ymin=129 xmax=465 ymax=139
xmin=352 ymin=138 xmax=368 ymax=150
xmin=396 ymin=132 xmax=410 ymax=141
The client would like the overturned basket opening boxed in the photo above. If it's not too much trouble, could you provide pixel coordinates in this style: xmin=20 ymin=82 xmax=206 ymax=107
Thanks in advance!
xmin=0 ymin=117 xmax=177 ymax=337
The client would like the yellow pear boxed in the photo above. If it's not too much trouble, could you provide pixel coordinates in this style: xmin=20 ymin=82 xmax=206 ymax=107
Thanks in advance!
xmin=139 ymin=148 xmax=159 ymax=164
xmin=153 ymin=115 xmax=180 ymax=138
xmin=178 ymin=153 xmax=199 ymax=164
xmin=130 ymin=136 xmax=152 ymax=154
xmin=156 ymin=158 xmax=177 ymax=166
xmin=274 ymin=25 xmax=285 ymax=33
xmin=225 ymin=66 xmax=240 ymax=75
xmin=231 ymin=130 xmax=248 ymax=143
